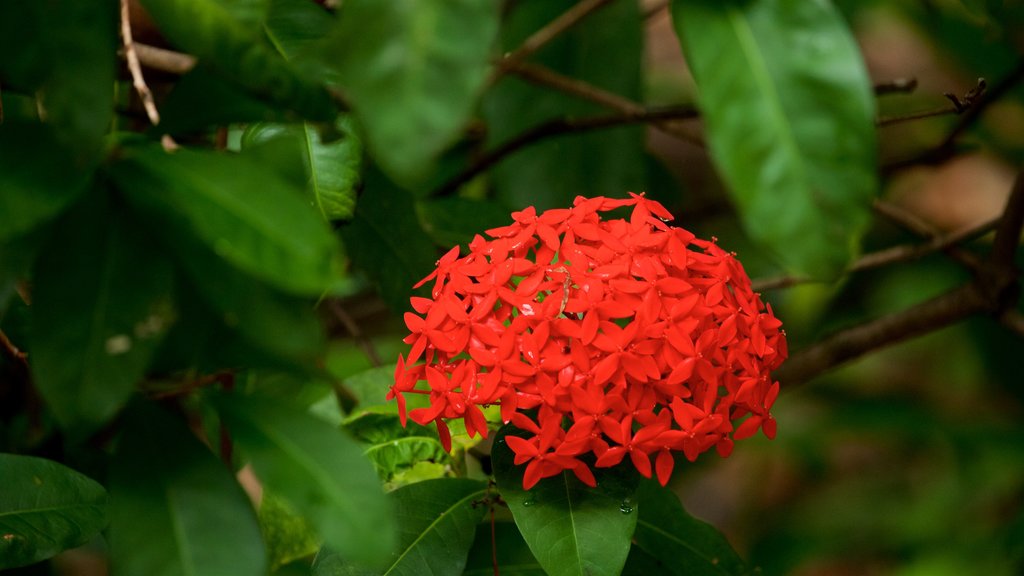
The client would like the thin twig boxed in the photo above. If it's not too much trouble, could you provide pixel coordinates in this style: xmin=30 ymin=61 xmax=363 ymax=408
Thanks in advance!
xmin=0 ymin=329 xmax=27 ymax=367
xmin=751 ymin=215 xmax=1000 ymax=292
xmin=132 ymin=42 xmax=197 ymax=75
xmin=876 ymin=105 xmax=959 ymax=127
xmin=327 ymin=299 xmax=383 ymax=367
xmin=499 ymin=0 xmax=614 ymax=70
xmin=871 ymin=199 xmax=987 ymax=272
xmin=433 ymin=105 xmax=699 ymax=196
xmin=120 ymin=0 xmax=161 ymax=125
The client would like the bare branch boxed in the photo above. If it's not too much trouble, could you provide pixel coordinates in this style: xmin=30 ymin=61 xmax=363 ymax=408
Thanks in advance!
xmin=131 ymin=42 xmax=197 ymax=75
xmin=121 ymin=0 xmax=161 ymax=125
xmin=499 ymin=0 xmax=615 ymax=70
xmin=876 ymin=105 xmax=959 ymax=127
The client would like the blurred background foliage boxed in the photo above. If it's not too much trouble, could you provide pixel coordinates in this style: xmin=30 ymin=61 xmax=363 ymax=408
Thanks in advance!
xmin=0 ymin=0 xmax=1023 ymax=574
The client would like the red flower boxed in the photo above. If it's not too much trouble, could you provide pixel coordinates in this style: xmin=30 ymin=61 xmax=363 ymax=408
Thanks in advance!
xmin=392 ymin=194 xmax=787 ymax=489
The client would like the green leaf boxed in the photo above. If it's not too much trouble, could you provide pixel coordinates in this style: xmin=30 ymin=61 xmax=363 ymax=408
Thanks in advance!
xmin=670 ymin=0 xmax=877 ymax=278
xmin=213 ymin=392 xmax=395 ymax=566
xmin=0 ymin=1 xmax=116 ymax=158
xmin=323 ymin=0 xmax=499 ymax=184
xmin=0 ymin=455 xmax=107 ymax=569
xmin=491 ymin=426 xmax=639 ymax=576
xmin=312 ymin=478 xmax=487 ymax=576
xmin=416 ymin=197 xmax=512 ymax=248
xmin=30 ymin=192 xmax=175 ymax=434
xmin=482 ymin=0 xmax=647 ymax=210
xmin=632 ymin=480 xmax=748 ymax=576
xmin=463 ymin=522 xmax=545 ymax=576
xmin=243 ymin=117 xmax=363 ymax=221
xmin=0 ymin=122 xmax=92 ymax=243
xmin=265 ymin=0 xmax=335 ymax=62
xmin=338 ymin=169 xmax=437 ymax=312
xmin=110 ymin=143 xmax=343 ymax=296
xmin=260 ymin=492 xmax=321 ymax=571
xmin=108 ymin=400 xmax=267 ymax=576
xmin=138 ymin=0 xmax=334 ymax=120
xmin=343 ymin=413 xmax=451 ymax=482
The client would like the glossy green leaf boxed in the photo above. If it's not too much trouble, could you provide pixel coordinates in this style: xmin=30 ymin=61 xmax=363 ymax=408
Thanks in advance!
xmin=108 ymin=400 xmax=266 ymax=576
xmin=338 ymin=169 xmax=437 ymax=312
xmin=670 ymin=0 xmax=877 ymax=278
xmin=463 ymin=522 xmax=545 ymax=576
xmin=323 ymin=0 xmax=499 ymax=184
xmin=243 ymin=117 xmax=362 ymax=221
xmin=343 ymin=413 xmax=451 ymax=481
xmin=110 ymin=143 xmax=343 ymax=296
xmin=491 ymin=426 xmax=639 ymax=576
xmin=137 ymin=0 xmax=334 ymax=120
xmin=213 ymin=392 xmax=395 ymax=566
xmin=30 ymin=193 xmax=175 ymax=434
xmin=632 ymin=480 xmax=747 ymax=576
xmin=0 ymin=1 xmax=116 ymax=157
xmin=312 ymin=478 xmax=487 ymax=576
xmin=0 ymin=455 xmax=107 ymax=569
xmin=482 ymin=0 xmax=647 ymax=210
xmin=0 ymin=122 xmax=92 ymax=243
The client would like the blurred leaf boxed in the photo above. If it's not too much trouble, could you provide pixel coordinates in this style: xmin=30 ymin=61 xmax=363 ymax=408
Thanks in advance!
xmin=323 ymin=0 xmax=499 ymax=184
xmin=0 ymin=122 xmax=92 ymax=243
xmin=632 ymin=480 xmax=748 ymax=576
xmin=482 ymin=0 xmax=647 ymax=210
xmin=219 ymin=0 xmax=269 ymax=27
xmin=463 ymin=522 xmax=545 ymax=576
xmin=138 ymin=0 xmax=334 ymax=120
xmin=621 ymin=545 xmax=676 ymax=576
xmin=491 ymin=426 xmax=639 ymax=576
xmin=243 ymin=117 xmax=363 ymax=221
xmin=670 ymin=0 xmax=877 ymax=278
xmin=30 ymin=192 xmax=175 ymax=434
xmin=260 ymin=492 xmax=321 ymax=571
xmin=0 ymin=455 xmax=107 ymax=569
xmin=312 ymin=478 xmax=487 ymax=576
xmin=338 ymin=169 xmax=437 ymax=311
xmin=213 ymin=392 xmax=395 ymax=566
xmin=416 ymin=197 xmax=512 ymax=247
xmin=265 ymin=0 xmax=334 ymax=62
xmin=159 ymin=65 xmax=296 ymax=135
xmin=108 ymin=400 xmax=266 ymax=576
xmin=0 ymin=1 xmax=116 ymax=158
xmin=110 ymin=143 xmax=343 ymax=296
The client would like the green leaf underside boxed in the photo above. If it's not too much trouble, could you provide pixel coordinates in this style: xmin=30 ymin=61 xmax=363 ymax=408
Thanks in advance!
xmin=0 ymin=455 xmax=107 ymax=569
xmin=108 ymin=401 xmax=266 ymax=576
xmin=110 ymin=144 xmax=342 ymax=296
xmin=242 ymin=118 xmax=362 ymax=221
xmin=312 ymin=478 xmax=487 ymax=576
xmin=491 ymin=426 xmax=639 ymax=576
xmin=483 ymin=0 xmax=647 ymax=210
xmin=137 ymin=0 xmax=334 ymax=120
xmin=30 ymin=192 xmax=175 ymax=434
xmin=338 ymin=170 xmax=437 ymax=312
xmin=0 ymin=1 xmax=116 ymax=159
xmin=632 ymin=481 xmax=748 ymax=576
xmin=324 ymin=0 xmax=499 ymax=184
xmin=213 ymin=393 xmax=395 ymax=566
xmin=671 ymin=0 xmax=877 ymax=278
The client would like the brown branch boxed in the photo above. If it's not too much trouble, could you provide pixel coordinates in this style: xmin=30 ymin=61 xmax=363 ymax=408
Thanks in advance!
xmin=0 ymin=329 xmax=27 ymax=367
xmin=433 ymin=105 xmax=699 ymax=196
xmin=876 ymin=105 xmax=959 ymax=127
xmin=326 ymin=299 xmax=382 ymax=367
xmin=121 ymin=0 xmax=161 ymax=125
xmin=774 ymin=283 xmax=990 ymax=386
xmin=871 ymin=199 xmax=986 ymax=272
xmin=499 ymin=0 xmax=615 ymax=70
xmin=989 ymin=171 xmax=1024 ymax=270
xmin=130 ymin=42 xmax=197 ymax=75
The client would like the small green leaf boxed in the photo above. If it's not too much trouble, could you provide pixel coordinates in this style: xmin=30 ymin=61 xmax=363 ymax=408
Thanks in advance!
xmin=670 ymin=0 xmax=877 ymax=278
xmin=463 ymin=522 xmax=545 ymax=576
xmin=108 ymin=400 xmax=267 ymax=576
xmin=110 ymin=143 xmax=343 ymax=296
xmin=343 ymin=413 xmax=451 ymax=482
xmin=0 ymin=1 xmax=116 ymax=158
xmin=338 ymin=169 xmax=437 ymax=312
xmin=243 ymin=117 xmax=363 ymax=221
xmin=0 ymin=122 xmax=92 ymax=243
xmin=30 ymin=192 xmax=175 ymax=434
xmin=323 ymin=0 xmax=499 ymax=184
xmin=138 ymin=0 xmax=334 ymax=120
xmin=312 ymin=478 xmax=487 ymax=576
xmin=491 ymin=426 xmax=639 ymax=576
xmin=213 ymin=392 xmax=395 ymax=566
xmin=482 ymin=0 xmax=647 ymax=210
xmin=632 ymin=480 xmax=748 ymax=576
xmin=0 ymin=455 xmax=107 ymax=569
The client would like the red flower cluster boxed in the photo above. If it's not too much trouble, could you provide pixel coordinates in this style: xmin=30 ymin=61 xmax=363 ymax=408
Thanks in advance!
xmin=389 ymin=194 xmax=786 ymax=489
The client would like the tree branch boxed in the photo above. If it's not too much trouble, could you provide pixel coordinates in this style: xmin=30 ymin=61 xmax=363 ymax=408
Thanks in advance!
xmin=498 ymin=0 xmax=615 ymax=71
xmin=121 ymin=0 xmax=161 ymax=125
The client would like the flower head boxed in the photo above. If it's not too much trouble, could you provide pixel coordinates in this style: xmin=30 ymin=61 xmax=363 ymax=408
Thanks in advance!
xmin=391 ymin=194 xmax=786 ymax=489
